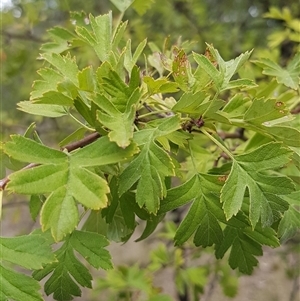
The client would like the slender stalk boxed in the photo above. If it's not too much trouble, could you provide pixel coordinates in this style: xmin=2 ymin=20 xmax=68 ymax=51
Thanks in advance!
xmin=201 ymin=129 xmax=234 ymax=160
xmin=68 ymin=113 xmax=94 ymax=131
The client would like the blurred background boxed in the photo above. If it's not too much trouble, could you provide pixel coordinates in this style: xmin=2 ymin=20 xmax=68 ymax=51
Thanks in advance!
xmin=1 ymin=1 xmax=299 ymax=300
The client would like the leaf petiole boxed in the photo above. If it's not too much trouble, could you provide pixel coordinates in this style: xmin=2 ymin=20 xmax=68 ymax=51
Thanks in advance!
xmin=68 ymin=112 xmax=95 ymax=131
xmin=201 ymin=128 xmax=234 ymax=160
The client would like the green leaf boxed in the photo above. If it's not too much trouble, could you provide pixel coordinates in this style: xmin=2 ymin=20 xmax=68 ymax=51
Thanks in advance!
xmin=253 ymin=53 xmax=300 ymax=89
xmin=0 ymin=234 xmax=55 ymax=270
xmin=18 ymin=101 xmax=67 ymax=117
xmin=88 ymin=12 xmax=112 ymax=61
xmin=42 ymin=53 xmax=79 ymax=86
xmin=160 ymin=174 xmax=229 ymax=247
xmin=215 ymin=227 xmax=262 ymax=274
xmin=59 ymin=127 xmax=86 ymax=148
xmin=4 ymin=135 xmax=67 ymax=165
xmin=5 ymin=136 xmax=137 ymax=240
xmin=77 ymin=66 xmax=95 ymax=91
xmin=193 ymin=52 xmax=222 ymax=88
xmin=33 ymin=91 xmax=73 ymax=106
xmin=119 ymin=141 xmax=175 ymax=213
xmin=33 ymin=232 xmax=112 ymax=301
xmin=112 ymin=21 xmax=128 ymax=50
xmin=30 ymin=68 xmax=64 ymax=100
xmin=264 ymin=125 xmax=300 ymax=147
xmin=244 ymin=97 xmax=289 ymax=125
xmin=124 ymin=39 xmax=147 ymax=73
xmin=221 ymin=143 xmax=294 ymax=228
xmin=244 ymin=225 xmax=279 ymax=247
xmin=222 ymin=94 xmax=251 ymax=118
xmin=70 ymin=230 xmax=113 ymax=270
xmin=95 ymin=90 xmax=140 ymax=147
xmin=0 ymin=265 xmax=44 ymax=301
xmin=29 ymin=195 xmax=44 ymax=221
xmin=41 ymin=186 xmax=79 ymax=242
xmin=7 ymin=164 xmax=68 ymax=195
xmin=0 ymin=233 xmax=55 ymax=301
xmin=223 ymin=78 xmax=256 ymax=90
xmin=278 ymin=205 xmax=300 ymax=242
xmin=143 ymin=76 xmax=179 ymax=94
xmin=70 ymin=135 xmax=139 ymax=166
xmin=172 ymin=91 xmax=210 ymax=114
xmin=118 ymin=117 xmax=180 ymax=213
xmin=193 ymin=46 xmax=253 ymax=91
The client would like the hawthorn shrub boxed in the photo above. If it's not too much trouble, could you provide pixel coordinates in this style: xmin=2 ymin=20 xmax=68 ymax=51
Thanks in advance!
xmin=0 ymin=2 xmax=299 ymax=301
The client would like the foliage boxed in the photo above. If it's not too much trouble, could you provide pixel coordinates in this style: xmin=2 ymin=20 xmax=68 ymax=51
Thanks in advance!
xmin=1 ymin=1 xmax=300 ymax=300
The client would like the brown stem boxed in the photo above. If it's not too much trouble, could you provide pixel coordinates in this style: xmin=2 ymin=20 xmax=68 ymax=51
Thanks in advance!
xmin=61 ymin=132 xmax=101 ymax=152
xmin=0 ymin=132 xmax=101 ymax=191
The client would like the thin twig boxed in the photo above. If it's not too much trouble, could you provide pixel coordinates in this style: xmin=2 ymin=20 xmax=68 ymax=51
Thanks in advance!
xmin=0 ymin=132 xmax=101 ymax=191
xmin=61 ymin=132 xmax=101 ymax=152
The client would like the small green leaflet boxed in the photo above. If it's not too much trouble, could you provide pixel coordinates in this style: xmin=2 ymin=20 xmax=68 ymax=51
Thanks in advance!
xmin=124 ymin=39 xmax=147 ymax=73
xmin=278 ymin=191 xmax=300 ymax=242
xmin=94 ymin=87 xmax=141 ymax=148
xmin=143 ymin=76 xmax=179 ymax=94
xmin=96 ymin=64 xmax=140 ymax=111
xmin=253 ymin=52 xmax=300 ymax=90
xmin=221 ymin=142 xmax=294 ymax=228
xmin=18 ymin=101 xmax=67 ymax=117
xmin=215 ymin=226 xmax=262 ymax=275
xmin=214 ymin=224 xmax=278 ymax=275
xmin=1 ymin=265 xmax=43 ymax=301
xmin=244 ymin=97 xmax=289 ymax=125
xmin=159 ymin=174 xmax=226 ymax=247
xmin=193 ymin=45 xmax=255 ymax=91
xmin=4 ymin=135 xmax=138 ymax=241
xmin=119 ymin=141 xmax=174 ymax=214
xmin=30 ymin=68 xmax=64 ymax=100
xmin=172 ymin=91 xmax=210 ymax=114
xmin=119 ymin=116 xmax=181 ymax=213
xmin=42 ymin=52 xmax=79 ymax=86
xmin=0 ymin=234 xmax=55 ymax=301
xmin=76 ymin=12 xmax=112 ymax=62
xmin=40 ymin=26 xmax=79 ymax=53
xmin=33 ymin=231 xmax=112 ymax=301
xmin=0 ymin=234 xmax=55 ymax=270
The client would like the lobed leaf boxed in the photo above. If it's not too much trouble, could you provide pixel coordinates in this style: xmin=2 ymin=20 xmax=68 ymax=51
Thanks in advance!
xmin=0 ymin=265 xmax=44 ymax=301
xmin=0 ymin=234 xmax=55 ymax=270
xmin=221 ymin=143 xmax=294 ymax=228
xmin=4 ymin=135 xmax=67 ymax=164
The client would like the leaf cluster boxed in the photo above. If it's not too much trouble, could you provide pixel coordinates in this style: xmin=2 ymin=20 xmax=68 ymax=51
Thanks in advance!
xmin=1 ymin=2 xmax=300 ymax=300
